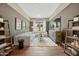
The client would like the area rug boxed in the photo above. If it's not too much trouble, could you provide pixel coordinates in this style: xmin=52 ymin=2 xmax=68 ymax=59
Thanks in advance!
xmin=30 ymin=37 xmax=57 ymax=47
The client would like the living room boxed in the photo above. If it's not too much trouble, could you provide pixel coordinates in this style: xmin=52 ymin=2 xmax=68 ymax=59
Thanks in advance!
xmin=0 ymin=3 xmax=79 ymax=56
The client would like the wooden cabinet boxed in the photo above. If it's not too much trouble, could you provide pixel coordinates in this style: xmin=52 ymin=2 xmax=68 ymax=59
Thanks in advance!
xmin=55 ymin=31 xmax=62 ymax=44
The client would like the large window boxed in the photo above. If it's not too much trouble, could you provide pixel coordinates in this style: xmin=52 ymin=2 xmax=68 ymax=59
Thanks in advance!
xmin=36 ymin=22 xmax=43 ymax=31
xmin=15 ymin=17 xmax=22 ymax=30
xmin=15 ymin=17 xmax=26 ymax=30
xmin=33 ymin=21 xmax=46 ymax=32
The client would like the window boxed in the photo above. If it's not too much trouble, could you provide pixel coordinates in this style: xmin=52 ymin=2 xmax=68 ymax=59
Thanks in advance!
xmin=15 ymin=17 xmax=22 ymax=30
xmin=22 ymin=21 xmax=26 ymax=30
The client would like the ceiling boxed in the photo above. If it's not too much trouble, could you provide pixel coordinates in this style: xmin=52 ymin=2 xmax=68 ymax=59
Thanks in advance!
xmin=17 ymin=3 xmax=60 ymax=18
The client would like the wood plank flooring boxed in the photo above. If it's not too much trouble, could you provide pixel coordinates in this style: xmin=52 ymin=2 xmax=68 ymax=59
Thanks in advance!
xmin=30 ymin=37 xmax=57 ymax=46
xmin=9 ymin=46 xmax=67 ymax=56
xmin=9 ymin=37 xmax=67 ymax=56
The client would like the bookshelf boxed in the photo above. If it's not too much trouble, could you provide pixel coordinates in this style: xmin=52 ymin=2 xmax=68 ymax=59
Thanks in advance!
xmin=64 ymin=17 xmax=79 ymax=56
xmin=0 ymin=19 xmax=14 ymax=56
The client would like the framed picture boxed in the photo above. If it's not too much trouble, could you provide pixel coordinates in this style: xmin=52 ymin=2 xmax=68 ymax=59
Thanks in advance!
xmin=22 ymin=21 xmax=26 ymax=30
xmin=15 ymin=17 xmax=22 ymax=30
xmin=49 ymin=22 xmax=55 ymax=30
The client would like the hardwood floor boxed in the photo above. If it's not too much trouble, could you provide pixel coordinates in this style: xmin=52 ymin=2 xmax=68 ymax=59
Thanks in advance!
xmin=9 ymin=37 xmax=67 ymax=56
xmin=30 ymin=37 xmax=57 ymax=46
xmin=9 ymin=46 xmax=67 ymax=56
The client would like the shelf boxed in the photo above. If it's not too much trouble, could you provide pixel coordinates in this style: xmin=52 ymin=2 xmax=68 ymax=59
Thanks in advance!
xmin=66 ymin=28 xmax=79 ymax=31
xmin=5 ymin=47 xmax=11 ymax=50
xmin=65 ymin=43 xmax=79 ymax=52
xmin=0 ymin=43 xmax=11 ymax=49
xmin=64 ymin=50 xmax=73 ymax=56
xmin=0 ymin=48 xmax=13 ymax=56
xmin=4 ymin=48 xmax=13 ymax=55
xmin=65 ymin=18 xmax=79 ymax=56
xmin=72 ymin=21 xmax=79 ymax=23
xmin=0 ymin=29 xmax=4 ymax=31
xmin=0 ymin=20 xmax=12 ymax=56
xmin=0 ymin=35 xmax=11 ymax=40
xmin=72 ymin=26 xmax=79 ymax=31
xmin=66 ymin=36 xmax=79 ymax=41
xmin=0 ymin=21 xmax=8 ymax=24
xmin=0 ymin=22 xmax=5 ymax=24
xmin=72 ymin=29 xmax=79 ymax=31
xmin=66 ymin=29 xmax=73 ymax=30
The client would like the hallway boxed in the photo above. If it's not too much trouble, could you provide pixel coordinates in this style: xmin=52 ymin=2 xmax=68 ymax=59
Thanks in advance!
xmin=0 ymin=3 xmax=79 ymax=57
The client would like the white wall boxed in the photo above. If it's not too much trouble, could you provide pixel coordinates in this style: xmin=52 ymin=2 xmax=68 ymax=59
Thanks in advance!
xmin=0 ymin=4 xmax=30 ymax=36
xmin=49 ymin=3 xmax=79 ymax=42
